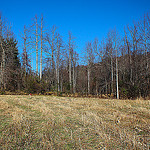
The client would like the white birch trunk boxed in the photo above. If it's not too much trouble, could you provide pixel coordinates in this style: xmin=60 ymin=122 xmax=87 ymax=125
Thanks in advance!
xmin=35 ymin=15 xmax=38 ymax=76
xmin=116 ymin=48 xmax=119 ymax=99
xmin=40 ymin=15 xmax=43 ymax=80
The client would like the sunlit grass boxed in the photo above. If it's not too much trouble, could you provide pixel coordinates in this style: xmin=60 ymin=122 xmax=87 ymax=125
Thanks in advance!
xmin=0 ymin=95 xmax=149 ymax=149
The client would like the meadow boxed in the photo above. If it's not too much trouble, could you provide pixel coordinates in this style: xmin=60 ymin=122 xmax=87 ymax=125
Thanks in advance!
xmin=0 ymin=95 xmax=149 ymax=149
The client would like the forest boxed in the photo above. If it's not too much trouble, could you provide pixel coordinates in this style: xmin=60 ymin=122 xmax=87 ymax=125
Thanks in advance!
xmin=0 ymin=12 xmax=149 ymax=99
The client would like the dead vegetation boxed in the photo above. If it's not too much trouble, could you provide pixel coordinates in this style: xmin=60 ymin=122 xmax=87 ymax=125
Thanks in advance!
xmin=0 ymin=95 xmax=149 ymax=149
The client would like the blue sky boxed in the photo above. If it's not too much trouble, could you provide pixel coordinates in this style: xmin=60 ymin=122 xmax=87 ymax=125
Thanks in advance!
xmin=0 ymin=0 xmax=150 ymax=58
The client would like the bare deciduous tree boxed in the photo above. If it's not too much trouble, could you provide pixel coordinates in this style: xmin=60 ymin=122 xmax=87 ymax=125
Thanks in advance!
xmin=40 ymin=15 xmax=43 ymax=80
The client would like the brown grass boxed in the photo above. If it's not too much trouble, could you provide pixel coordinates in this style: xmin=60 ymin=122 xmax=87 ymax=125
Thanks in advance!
xmin=0 ymin=95 xmax=149 ymax=149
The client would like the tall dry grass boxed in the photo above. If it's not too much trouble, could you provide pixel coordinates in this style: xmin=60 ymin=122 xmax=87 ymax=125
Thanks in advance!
xmin=0 ymin=95 xmax=149 ymax=149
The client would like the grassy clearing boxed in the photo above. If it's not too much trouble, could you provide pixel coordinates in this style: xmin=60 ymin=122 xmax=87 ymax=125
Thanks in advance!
xmin=0 ymin=95 xmax=149 ymax=149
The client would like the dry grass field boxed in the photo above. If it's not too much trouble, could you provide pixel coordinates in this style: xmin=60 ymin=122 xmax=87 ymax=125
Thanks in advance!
xmin=0 ymin=95 xmax=149 ymax=149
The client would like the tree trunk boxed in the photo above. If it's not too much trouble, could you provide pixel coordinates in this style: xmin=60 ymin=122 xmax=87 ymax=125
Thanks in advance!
xmin=73 ymin=63 xmax=76 ymax=93
xmin=24 ymin=26 xmax=27 ymax=77
xmin=51 ymin=26 xmax=56 ymax=88
xmin=87 ymin=66 xmax=90 ymax=95
xmin=1 ymin=41 xmax=5 ymax=90
xmin=124 ymin=29 xmax=132 ymax=83
xmin=35 ymin=15 xmax=38 ymax=76
xmin=105 ymin=77 xmax=107 ymax=96
xmin=116 ymin=48 xmax=119 ymax=99
xmin=40 ymin=15 xmax=43 ymax=80
xmin=68 ymin=33 xmax=72 ymax=93
xmin=0 ymin=17 xmax=5 ymax=90
xmin=56 ymin=35 xmax=60 ymax=92
xmin=0 ymin=15 xmax=2 ymax=88
xmin=111 ymin=51 xmax=114 ymax=95
xmin=143 ymin=16 xmax=149 ymax=85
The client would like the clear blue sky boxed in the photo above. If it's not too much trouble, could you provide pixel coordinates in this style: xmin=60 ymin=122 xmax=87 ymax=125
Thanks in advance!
xmin=0 ymin=0 xmax=150 ymax=56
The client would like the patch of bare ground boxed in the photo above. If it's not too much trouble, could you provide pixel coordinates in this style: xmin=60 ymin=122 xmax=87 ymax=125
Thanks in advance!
xmin=0 ymin=95 xmax=149 ymax=149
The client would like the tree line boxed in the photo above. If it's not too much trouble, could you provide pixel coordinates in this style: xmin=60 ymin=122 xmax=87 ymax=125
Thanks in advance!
xmin=0 ymin=12 xmax=149 ymax=99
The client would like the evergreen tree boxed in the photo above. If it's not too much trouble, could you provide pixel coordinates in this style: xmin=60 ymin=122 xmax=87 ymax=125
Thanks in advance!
xmin=3 ymin=38 xmax=21 ymax=91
